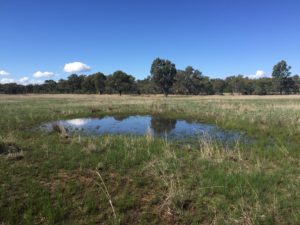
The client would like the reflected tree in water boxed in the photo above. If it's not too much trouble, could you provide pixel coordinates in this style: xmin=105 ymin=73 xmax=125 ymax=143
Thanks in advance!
xmin=113 ymin=115 xmax=129 ymax=121
xmin=150 ymin=116 xmax=177 ymax=134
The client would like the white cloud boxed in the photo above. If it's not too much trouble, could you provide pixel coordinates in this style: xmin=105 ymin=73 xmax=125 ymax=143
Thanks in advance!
xmin=0 ymin=78 xmax=15 ymax=84
xmin=33 ymin=71 xmax=56 ymax=78
xmin=0 ymin=70 xmax=10 ymax=76
xmin=63 ymin=62 xmax=91 ymax=73
xmin=0 ymin=77 xmax=45 ymax=85
xmin=18 ymin=77 xmax=30 ymax=85
xmin=247 ymin=70 xmax=270 ymax=79
xmin=19 ymin=77 xmax=29 ymax=82
xmin=255 ymin=70 xmax=266 ymax=78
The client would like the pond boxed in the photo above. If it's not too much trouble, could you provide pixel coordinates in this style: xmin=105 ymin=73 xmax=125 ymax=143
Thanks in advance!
xmin=40 ymin=115 xmax=247 ymax=143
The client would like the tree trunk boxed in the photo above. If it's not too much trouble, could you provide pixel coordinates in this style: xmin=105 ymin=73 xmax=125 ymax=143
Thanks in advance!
xmin=163 ymin=89 xmax=168 ymax=97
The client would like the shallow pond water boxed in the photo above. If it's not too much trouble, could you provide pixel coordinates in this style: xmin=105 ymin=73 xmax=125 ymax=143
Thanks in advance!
xmin=40 ymin=115 xmax=247 ymax=143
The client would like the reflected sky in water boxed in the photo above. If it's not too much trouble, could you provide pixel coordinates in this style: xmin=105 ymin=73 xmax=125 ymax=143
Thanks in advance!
xmin=41 ymin=115 xmax=245 ymax=143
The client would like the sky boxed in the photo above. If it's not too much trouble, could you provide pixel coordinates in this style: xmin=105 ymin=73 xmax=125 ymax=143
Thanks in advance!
xmin=0 ymin=0 xmax=300 ymax=84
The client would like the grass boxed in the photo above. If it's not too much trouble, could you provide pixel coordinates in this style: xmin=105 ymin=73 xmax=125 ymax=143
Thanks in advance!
xmin=0 ymin=94 xmax=299 ymax=224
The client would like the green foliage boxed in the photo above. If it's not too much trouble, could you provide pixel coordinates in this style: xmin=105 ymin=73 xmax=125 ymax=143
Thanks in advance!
xmin=254 ymin=78 xmax=273 ymax=95
xmin=272 ymin=60 xmax=293 ymax=94
xmin=150 ymin=58 xmax=177 ymax=96
xmin=173 ymin=66 xmax=207 ymax=95
xmin=225 ymin=75 xmax=253 ymax=94
xmin=136 ymin=76 xmax=161 ymax=94
xmin=211 ymin=78 xmax=226 ymax=94
xmin=93 ymin=72 xmax=106 ymax=94
xmin=67 ymin=74 xmax=85 ymax=93
xmin=0 ymin=58 xmax=299 ymax=95
xmin=81 ymin=75 xmax=96 ymax=93
xmin=80 ymin=72 xmax=107 ymax=94
xmin=43 ymin=80 xmax=58 ymax=93
xmin=105 ymin=70 xmax=135 ymax=95
xmin=292 ymin=75 xmax=300 ymax=93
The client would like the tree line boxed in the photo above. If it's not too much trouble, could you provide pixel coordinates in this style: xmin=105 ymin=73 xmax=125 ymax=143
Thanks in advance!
xmin=1 ymin=59 xmax=299 ymax=95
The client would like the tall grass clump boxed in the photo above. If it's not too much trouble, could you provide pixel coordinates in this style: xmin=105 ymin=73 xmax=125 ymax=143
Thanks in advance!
xmin=0 ymin=94 xmax=299 ymax=224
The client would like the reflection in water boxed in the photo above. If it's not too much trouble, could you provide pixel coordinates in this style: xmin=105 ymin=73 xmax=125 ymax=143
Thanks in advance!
xmin=113 ymin=115 xmax=129 ymax=121
xmin=66 ymin=118 xmax=91 ymax=126
xmin=150 ymin=116 xmax=177 ymax=134
xmin=41 ymin=115 xmax=246 ymax=143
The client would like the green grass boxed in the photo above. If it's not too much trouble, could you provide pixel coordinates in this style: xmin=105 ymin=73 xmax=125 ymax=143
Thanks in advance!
xmin=0 ymin=94 xmax=299 ymax=224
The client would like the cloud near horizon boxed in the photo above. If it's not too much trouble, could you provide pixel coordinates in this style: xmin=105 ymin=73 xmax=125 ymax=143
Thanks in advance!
xmin=0 ymin=78 xmax=15 ymax=84
xmin=33 ymin=71 xmax=56 ymax=78
xmin=18 ymin=77 xmax=33 ymax=85
xmin=247 ymin=70 xmax=270 ymax=79
xmin=0 ymin=77 xmax=44 ymax=85
xmin=63 ymin=62 xmax=91 ymax=73
xmin=0 ymin=70 xmax=10 ymax=76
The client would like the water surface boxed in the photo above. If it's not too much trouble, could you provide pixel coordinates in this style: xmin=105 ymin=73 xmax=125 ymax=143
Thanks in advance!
xmin=40 ymin=115 xmax=246 ymax=143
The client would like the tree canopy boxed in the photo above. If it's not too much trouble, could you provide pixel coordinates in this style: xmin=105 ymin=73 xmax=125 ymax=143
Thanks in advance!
xmin=1 ymin=59 xmax=299 ymax=96
xmin=150 ymin=58 xmax=177 ymax=97
xmin=105 ymin=70 xmax=135 ymax=95
xmin=272 ymin=60 xmax=292 ymax=94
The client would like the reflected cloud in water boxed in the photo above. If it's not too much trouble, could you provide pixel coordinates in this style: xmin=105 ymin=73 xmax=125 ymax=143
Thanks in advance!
xmin=65 ymin=118 xmax=92 ymax=126
xmin=41 ymin=115 xmax=247 ymax=143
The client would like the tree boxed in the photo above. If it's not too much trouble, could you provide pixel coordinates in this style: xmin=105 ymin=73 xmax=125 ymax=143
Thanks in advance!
xmin=272 ymin=60 xmax=292 ymax=94
xmin=254 ymin=78 xmax=273 ymax=95
xmin=93 ymin=72 xmax=106 ymax=94
xmin=292 ymin=75 xmax=300 ymax=94
xmin=150 ymin=58 xmax=177 ymax=97
xmin=2 ymin=83 xmax=25 ymax=94
xmin=81 ymin=75 xmax=96 ymax=93
xmin=1 ymin=59 xmax=297 ymax=96
xmin=105 ymin=70 xmax=135 ymax=95
xmin=137 ymin=76 xmax=161 ymax=94
xmin=225 ymin=75 xmax=241 ymax=94
xmin=224 ymin=75 xmax=254 ymax=95
xmin=173 ymin=66 xmax=205 ymax=95
xmin=211 ymin=79 xmax=226 ymax=94
xmin=172 ymin=70 xmax=187 ymax=94
xmin=284 ymin=77 xmax=296 ymax=94
xmin=43 ymin=80 xmax=57 ymax=93
xmin=81 ymin=73 xmax=106 ymax=94
xmin=67 ymin=74 xmax=85 ymax=93
xmin=57 ymin=79 xmax=70 ymax=93
xmin=198 ymin=76 xmax=214 ymax=95
xmin=242 ymin=77 xmax=255 ymax=95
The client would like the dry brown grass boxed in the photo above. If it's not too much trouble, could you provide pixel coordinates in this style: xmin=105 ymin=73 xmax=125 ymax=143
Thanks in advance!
xmin=0 ymin=94 xmax=300 ymax=224
xmin=1 ymin=93 xmax=300 ymax=100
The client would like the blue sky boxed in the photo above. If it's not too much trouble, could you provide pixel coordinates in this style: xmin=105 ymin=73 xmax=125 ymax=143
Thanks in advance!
xmin=0 ymin=0 xmax=300 ymax=84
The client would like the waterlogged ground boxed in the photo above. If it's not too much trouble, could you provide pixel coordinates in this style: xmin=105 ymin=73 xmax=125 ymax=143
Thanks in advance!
xmin=41 ymin=115 xmax=246 ymax=143
xmin=0 ymin=94 xmax=300 ymax=225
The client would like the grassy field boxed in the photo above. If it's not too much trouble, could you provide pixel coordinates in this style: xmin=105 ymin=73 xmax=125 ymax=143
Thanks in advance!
xmin=0 ymin=94 xmax=299 ymax=225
